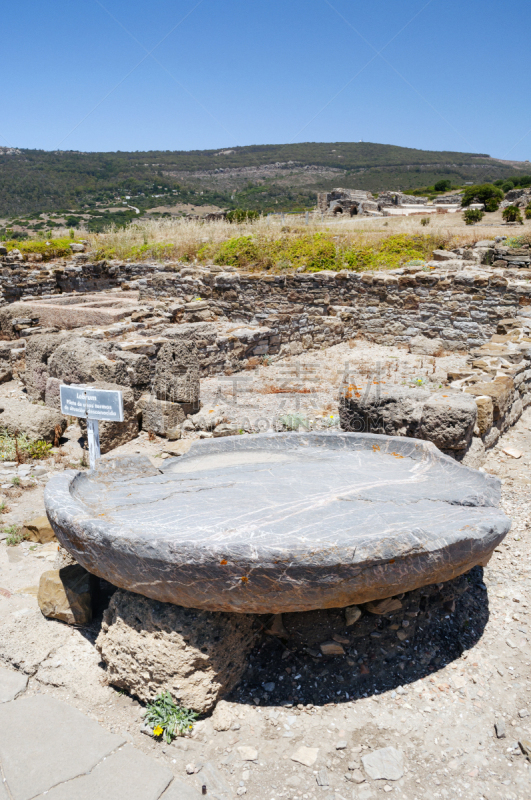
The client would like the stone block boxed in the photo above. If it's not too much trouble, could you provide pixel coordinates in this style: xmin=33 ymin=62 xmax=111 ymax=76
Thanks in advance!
xmin=21 ymin=514 xmax=56 ymax=544
xmin=475 ymin=395 xmax=494 ymax=435
xmin=45 ymin=376 xmax=62 ymax=410
xmin=38 ymin=564 xmax=95 ymax=625
xmin=154 ymin=341 xmax=200 ymax=407
xmin=138 ymin=394 xmax=187 ymax=436
xmin=408 ymin=335 xmax=443 ymax=356
xmin=466 ymin=376 xmax=514 ymax=418
xmin=96 ymin=590 xmax=258 ymax=712
xmin=0 ymin=398 xmax=66 ymax=443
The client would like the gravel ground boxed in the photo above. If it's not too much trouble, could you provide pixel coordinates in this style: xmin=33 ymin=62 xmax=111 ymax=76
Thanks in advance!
xmin=1 ymin=349 xmax=531 ymax=800
xmin=193 ymin=340 xmax=468 ymax=434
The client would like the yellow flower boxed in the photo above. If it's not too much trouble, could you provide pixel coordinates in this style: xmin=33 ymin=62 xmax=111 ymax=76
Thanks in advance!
xmin=153 ymin=725 xmax=163 ymax=737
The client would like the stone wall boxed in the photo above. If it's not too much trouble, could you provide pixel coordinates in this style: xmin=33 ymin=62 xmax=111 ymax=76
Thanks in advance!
xmin=139 ymin=264 xmax=531 ymax=353
xmin=340 ymin=318 xmax=531 ymax=466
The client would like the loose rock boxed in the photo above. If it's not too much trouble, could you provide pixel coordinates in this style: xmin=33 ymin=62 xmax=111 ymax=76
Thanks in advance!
xmin=37 ymin=565 xmax=95 ymax=625
xmin=361 ymin=747 xmax=404 ymax=781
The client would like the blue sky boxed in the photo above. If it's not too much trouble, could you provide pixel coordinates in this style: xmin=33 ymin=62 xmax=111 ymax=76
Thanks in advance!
xmin=2 ymin=0 xmax=530 ymax=159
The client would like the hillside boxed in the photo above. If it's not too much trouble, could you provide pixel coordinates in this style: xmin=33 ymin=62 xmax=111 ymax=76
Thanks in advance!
xmin=0 ymin=141 xmax=528 ymax=219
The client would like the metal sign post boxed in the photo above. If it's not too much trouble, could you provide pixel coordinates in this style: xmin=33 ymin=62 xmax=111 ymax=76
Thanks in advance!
xmin=60 ymin=385 xmax=124 ymax=470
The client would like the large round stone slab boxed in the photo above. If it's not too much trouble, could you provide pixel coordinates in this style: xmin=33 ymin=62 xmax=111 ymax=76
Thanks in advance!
xmin=44 ymin=432 xmax=510 ymax=614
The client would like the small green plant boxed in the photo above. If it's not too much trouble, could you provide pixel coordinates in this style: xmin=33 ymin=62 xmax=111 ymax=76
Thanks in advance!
xmin=11 ymin=476 xmax=20 ymax=486
xmin=278 ymin=412 xmax=309 ymax=431
xmin=463 ymin=209 xmax=484 ymax=225
xmin=27 ymin=440 xmax=53 ymax=459
xmin=321 ymin=414 xmax=339 ymax=428
xmin=144 ymin=691 xmax=198 ymax=744
xmin=0 ymin=429 xmax=52 ymax=461
xmin=5 ymin=525 xmax=24 ymax=546
xmin=0 ymin=501 xmax=8 ymax=514
xmin=420 ymin=217 xmax=430 ymax=226
xmin=502 ymin=205 xmax=524 ymax=224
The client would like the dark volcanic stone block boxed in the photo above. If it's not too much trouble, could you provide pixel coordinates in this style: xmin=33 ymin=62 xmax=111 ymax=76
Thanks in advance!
xmin=44 ymin=433 xmax=511 ymax=614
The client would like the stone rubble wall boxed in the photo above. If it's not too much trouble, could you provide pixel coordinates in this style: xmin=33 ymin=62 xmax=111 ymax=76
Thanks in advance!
xmin=340 ymin=318 xmax=531 ymax=466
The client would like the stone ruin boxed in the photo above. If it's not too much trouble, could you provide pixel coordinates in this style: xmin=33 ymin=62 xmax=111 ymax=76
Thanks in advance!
xmin=316 ymin=188 xmax=469 ymax=217
xmin=0 ymin=236 xmax=530 ymax=462
xmin=317 ymin=188 xmax=381 ymax=216
xmin=2 ymin=235 xmax=523 ymax=709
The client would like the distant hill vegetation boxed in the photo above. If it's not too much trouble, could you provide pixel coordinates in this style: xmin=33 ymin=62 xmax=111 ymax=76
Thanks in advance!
xmin=0 ymin=141 xmax=527 ymax=217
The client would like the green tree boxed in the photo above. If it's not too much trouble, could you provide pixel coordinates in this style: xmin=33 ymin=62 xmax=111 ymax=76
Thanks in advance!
xmin=461 ymin=184 xmax=504 ymax=212
xmin=434 ymin=179 xmax=452 ymax=192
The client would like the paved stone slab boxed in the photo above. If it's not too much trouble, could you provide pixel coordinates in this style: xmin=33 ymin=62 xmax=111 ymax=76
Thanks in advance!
xmin=0 ymin=777 xmax=9 ymax=800
xmin=161 ymin=777 xmax=203 ymax=800
xmin=44 ymin=432 xmax=511 ymax=614
xmin=33 ymin=744 xmax=173 ymax=800
xmin=0 ymin=666 xmax=28 ymax=703
xmin=0 ymin=695 xmax=125 ymax=800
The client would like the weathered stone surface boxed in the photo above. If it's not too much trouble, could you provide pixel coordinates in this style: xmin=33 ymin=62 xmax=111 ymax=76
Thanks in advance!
xmin=291 ymin=746 xmax=319 ymax=767
xmin=154 ymin=340 xmax=200 ymax=409
xmin=340 ymin=386 xmax=477 ymax=451
xmin=361 ymin=747 xmax=404 ymax=780
xmin=38 ymin=565 xmax=95 ymax=625
xmin=475 ymin=395 xmax=494 ymax=435
xmin=21 ymin=514 xmax=56 ymax=544
xmin=0 ymin=695 xmax=125 ymax=800
xmin=0 ymin=398 xmax=66 ymax=443
xmin=408 ymin=335 xmax=443 ymax=356
xmin=466 ymin=376 xmax=515 ymax=418
xmin=138 ymin=393 xmax=186 ymax=436
xmin=345 ymin=605 xmax=362 ymax=626
xmin=211 ymin=700 xmax=234 ymax=731
xmin=44 ymin=433 xmax=510 ymax=614
xmin=95 ymin=589 xmax=257 ymax=711
xmin=0 ymin=666 xmax=28 ymax=703
xmin=365 ymin=597 xmax=402 ymax=615
xmin=37 ymin=743 xmax=173 ymax=800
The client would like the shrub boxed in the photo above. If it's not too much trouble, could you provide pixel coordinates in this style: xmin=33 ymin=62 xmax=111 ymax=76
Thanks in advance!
xmin=502 ymin=205 xmax=523 ymax=224
xmin=2 ymin=237 xmax=78 ymax=261
xmin=283 ymin=233 xmax=337 ymax=272
xmin=420 ymin=217 xmax=430 ymax=226
xmin=0 ymin=429 xmax=52 ymax=461
xmin=526 ymin=204 xmax=531 ymax=220
xmin=463 ymin=209 xmax=484 ymax=225
xmin=461 ymin=184 xmax=504 ymax=212
xmin=434 ymin=179 xmax=452 ymax=193
xmin=502 ymin=181 xmax=515 ymax=193
xmin=226 ymin=209 xmax=260 ymax=223
xmin=210 ymin=236 xmax=260 ymax=267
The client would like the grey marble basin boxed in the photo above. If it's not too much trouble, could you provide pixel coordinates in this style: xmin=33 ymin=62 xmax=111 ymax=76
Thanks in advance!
xmin=44 ymin=432 xmax=510 ymax=613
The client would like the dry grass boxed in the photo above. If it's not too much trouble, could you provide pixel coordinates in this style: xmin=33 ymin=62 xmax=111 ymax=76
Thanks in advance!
xmin=48 ymin=208 xmax=531 ymax=269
